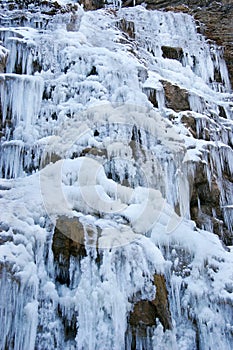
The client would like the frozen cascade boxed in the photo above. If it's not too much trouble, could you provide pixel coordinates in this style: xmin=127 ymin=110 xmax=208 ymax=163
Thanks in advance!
xmin=0 ymin=74 xmax=43 ymax=130
xmin=0 ymin=29 xmax=36 ymax=75
xmin=0 ymin=2 xmax=233 ymax=350
xmin=0 ymin=73 xmax=43 ymax=177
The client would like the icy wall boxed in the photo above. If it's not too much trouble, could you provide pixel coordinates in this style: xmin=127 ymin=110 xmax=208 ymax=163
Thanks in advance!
xmin=0 ymin=1 xmax=233 ymax=349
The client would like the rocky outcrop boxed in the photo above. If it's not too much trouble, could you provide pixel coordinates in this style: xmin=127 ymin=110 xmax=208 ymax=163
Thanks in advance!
xmin=190 ymin=162 xmax=231 ymax=245
xmin=52 ymin=216 xmax=86 ymax=285
xmin=79 ymin=0 xmax=104 ymax=11
xmin=129 ymin=275 xmax=172 ymax=334
xmin=80 ymin=146 xmax=107 ymax=158
xmin=161 ymin=46 xmax=183 ymax=62
xmin=180 ymin=113 xmax=197 ymax=138
xmin=162 ymin=81 xmax=190 ymax=112
xmin=143 ymin=82 xmax=190 ymax=111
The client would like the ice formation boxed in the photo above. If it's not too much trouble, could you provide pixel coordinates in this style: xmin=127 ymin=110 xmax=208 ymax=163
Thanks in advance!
xmin=0 ymin=1 xmax=233 ymax=349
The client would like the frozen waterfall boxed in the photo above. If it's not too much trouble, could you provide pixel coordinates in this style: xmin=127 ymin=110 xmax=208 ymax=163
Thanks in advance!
xmin=0 ymin=1 xmax=233 ymax=350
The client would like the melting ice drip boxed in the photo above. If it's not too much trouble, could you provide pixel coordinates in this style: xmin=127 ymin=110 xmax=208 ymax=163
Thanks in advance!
xmin=0 ymin=3 xmax=233 ymax=350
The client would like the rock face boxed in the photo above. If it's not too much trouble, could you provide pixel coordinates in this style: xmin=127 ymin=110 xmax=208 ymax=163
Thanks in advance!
xmin=129 ymin=275 xmax=172 ymax=333
xmin=161 ymin=45 xmax=183 ymax=62
xmin=189 ymin=162 xmax=231 ymax=245
xmin=79 ymin=0 xmax=104 ymax=11
xmin=162 ymin=81 xmax=190 ymax=112
xmin=52 ymin=216 xmax=86 ymax=285
xmin=143 ymin=81 xmax=190 ymax=112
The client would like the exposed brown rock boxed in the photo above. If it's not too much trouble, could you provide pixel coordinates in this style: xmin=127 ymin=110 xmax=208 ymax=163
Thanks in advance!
xmin=161 ymin=46 xmax=184 ymax=62
xmin=153 ymin=274 xmax=172 ymax=330
xmin=129 ymin=274 xmax=172 ymax=334
xmin=79 ymin=0 xmax=104 ymax=11
xmin=164 ymin=4 xmax=190 ymax=13
xmin=130 ymin=300 xmax=158 ymax=331
xmin=52 ymin=216 xmax=86 ymax=285
xmin=80 ymin=147 xmax=107 ymax=158
xmin=55 ymin=216 xmax=86 ymax=245
xmin=161 ymin=81 xmax=190 ymax=112
xmin=181 ymin=113 xmax=197 ymax=138
xmin=189 ymin=162 xmax=231 ymax=245
xmin=129 ymin=125 xmax=146 ymax=160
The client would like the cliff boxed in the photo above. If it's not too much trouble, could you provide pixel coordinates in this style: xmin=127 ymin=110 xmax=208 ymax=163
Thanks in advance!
xmin=0 ymin=1 xmax=233 ymax=349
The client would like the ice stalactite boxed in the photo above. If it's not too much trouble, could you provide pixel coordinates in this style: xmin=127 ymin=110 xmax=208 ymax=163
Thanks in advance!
xmin=0 ymin=74 xmax=43 ymax=132
xmin=0 ymin=238 xmax=39 ymax=350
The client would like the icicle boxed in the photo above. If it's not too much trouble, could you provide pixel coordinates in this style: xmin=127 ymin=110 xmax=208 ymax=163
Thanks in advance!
xmin=170 ymin=275 xmax=183 ymax=318
xmin=0 ymin=264 xmax=38 ymax=350
xmin=188 ymin=94 xmax=205 ymax=114
xmin=0 ymin=141 xmax=24 ymax=178
xmin=0 ymin=74 xmax=43 ymax=130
